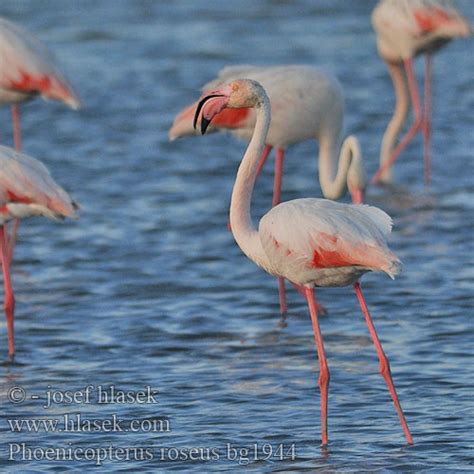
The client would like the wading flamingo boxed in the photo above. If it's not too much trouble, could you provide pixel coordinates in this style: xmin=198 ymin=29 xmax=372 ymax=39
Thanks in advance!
xmin=0 ymin=145 xmax=77 ymax=361
xmin=171 ymin=65 xmax=366 ymax=313
xmin=194 ymin=79 xmax=412 ymax=446
xmin=371 ymin=0 xmax=471 ymax=185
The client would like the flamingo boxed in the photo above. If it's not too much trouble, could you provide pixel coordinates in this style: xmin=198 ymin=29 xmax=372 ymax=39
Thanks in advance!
xmin=0 ymin=16 xmax=80 ymax=257
xmin=0 ymin=145 xmax=77 ymax=361
xmin=171 ymin=65 xmax=366 ymax=313
xmin=194 ymin=79 xmax=412 ymax=446
xmin=371 ymin=0 xmax=471 ymax=185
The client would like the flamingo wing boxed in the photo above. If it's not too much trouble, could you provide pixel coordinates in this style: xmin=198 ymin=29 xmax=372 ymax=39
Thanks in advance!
xmin=259 ymin=198 xmax=400 ymax=281
xmin=0 ymin=18 xmax=79 ymax=108
xmin=0 ymin=145 xmax=77 ymax=220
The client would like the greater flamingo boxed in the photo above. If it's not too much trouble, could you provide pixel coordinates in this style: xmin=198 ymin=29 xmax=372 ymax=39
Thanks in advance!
xmin=371 ymin=0 xmax=471 ymax=185
xmin=194 ymin=79 xmax=412 ymax=446
xmin=171 ymin=65 xmax=366 ymax=313
xmin=0 ymin=17 xmax=80 ymax=257
xmin=0 ymin=145 xmax=77 ymax=361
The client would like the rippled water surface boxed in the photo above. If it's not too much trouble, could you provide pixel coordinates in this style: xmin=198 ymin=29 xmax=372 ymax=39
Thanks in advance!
xmin=0 ymin=0 xmax=473 ymax=471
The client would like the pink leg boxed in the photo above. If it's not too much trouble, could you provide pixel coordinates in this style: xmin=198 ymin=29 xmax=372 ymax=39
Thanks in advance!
xmin=8 ymin=105 xmax=22 ymax=260
xmin=304 ymin=287 xmax=330 ymax=446
xmin=11 ymin=104 xmax=22 ymax=151
xmin=291 ymin=283 xmax=328 ymax=315
xmin=273 ymin=148 xmax=287 ymax=314
xmin=423 ymin=55 xmax=432 ymax=186
xmin=372 ymin=59 xmax=423 ymax=185
xmin=7 ymin=220 xmax=19 ymax=263
xmin=1 ymin=225 xmax=15 ymax=361
xmin=353 ymin=282 xmax=413 ymax=444
xmin=255 ymin=144 xmax=272 ymax=182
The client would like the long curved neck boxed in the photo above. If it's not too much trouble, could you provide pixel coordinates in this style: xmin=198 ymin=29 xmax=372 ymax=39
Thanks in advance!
xmin=229 ymin=97 xmax=272 ymax=270
xmin=379 ymin=61 xmax=409 ymax=178
xmin=318 ymin=129 xmax=361 ymax=201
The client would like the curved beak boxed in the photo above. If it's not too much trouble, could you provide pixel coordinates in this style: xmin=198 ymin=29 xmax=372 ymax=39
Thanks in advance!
xmin=193 ymin=91 xmax=230 ymax=135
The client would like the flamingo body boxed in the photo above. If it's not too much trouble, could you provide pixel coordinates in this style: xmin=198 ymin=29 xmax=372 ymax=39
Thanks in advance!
xmin=0 ymin=145 xmax=77 ymax=223
xmin=0 ymin=17 xmax=80 ymax=109
xmin=372 ymin=0 xmax=471 ymax=62
xmin=259 ymin=198 xmax=400 ymax=288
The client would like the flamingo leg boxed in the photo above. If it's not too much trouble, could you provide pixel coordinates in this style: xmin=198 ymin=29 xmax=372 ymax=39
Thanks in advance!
xmin=304 ymin=287 xmax=330 ymax=446
xmin=255 ymin=144 xmax=272 ymax=182
xmin=11 ymin=104 xmax=22 ymax=151
xmin=291 ymin=283 xmax=328 ymax=315
xmin=371 ymin=59 xmax=423 ymax=184
xmin=353 ymin=282 xmax=413 ymax=444
xmin=273 ymin=148 xmax=287 ymax=314
xmin=1 ymin=225 xmax=15 ymax=361
xmin=8 ymin=104 xmax=22 ymax=260
xmin=423 ymin=55 xmax=432 ymax=186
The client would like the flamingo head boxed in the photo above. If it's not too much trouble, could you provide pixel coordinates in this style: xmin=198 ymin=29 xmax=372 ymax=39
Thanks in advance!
xmin=193 ymin=79 xmax=267 ymax=134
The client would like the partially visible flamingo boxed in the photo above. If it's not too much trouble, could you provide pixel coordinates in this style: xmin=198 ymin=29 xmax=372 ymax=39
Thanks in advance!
xmin=0 ymin=17 xmax=80 ymax=149
xmin=171 ymin=65 xmax=366 ymax=313
xmin=194 ymin=79 xmax=412 ymax=446
xmin=0 ymin=145 xmax=77 ymax=361
xmin=0 ymin=17 xmax=80 ymax=257
xmin=371 ymin=0 xmax=471 ymax=185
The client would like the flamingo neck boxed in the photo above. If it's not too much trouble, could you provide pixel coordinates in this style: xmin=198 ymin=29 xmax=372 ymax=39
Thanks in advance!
xmin=379 ymin=61 xmax=409 ymax=180
xmin=229 ymin=96 xmax=272 ymax=270
xmin=318 ymin=129 xmax=362 ymax=201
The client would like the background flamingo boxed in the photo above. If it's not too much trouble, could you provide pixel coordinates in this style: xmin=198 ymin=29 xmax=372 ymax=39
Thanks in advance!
xmin=171 ymin=65 xmax=366 ymax=313
xmin=194 ymin=79 xmax=412 ymax=446
xmin=0 ymin=16 xmax=80 ymax=258
xmin=371 ymin=0 xmax=471 ymax=185
xmin=0 ymin=145 xmax=77 ymax=361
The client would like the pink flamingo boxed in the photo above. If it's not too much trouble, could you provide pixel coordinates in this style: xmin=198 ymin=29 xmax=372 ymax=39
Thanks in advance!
xmin=371 ymin=0 xmax=471 ymax=185
xmin=0 ymin=145 xmax=77 ymax=361
xmin=171 ymin=65 xmax=366 ymax=313
xmin=0 ymin=17 xmax=80 ymax=257
xmin=194 ymin=79 xmax=412 ymax=446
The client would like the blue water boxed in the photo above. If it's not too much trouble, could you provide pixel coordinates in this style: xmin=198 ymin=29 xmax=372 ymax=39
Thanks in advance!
xmin=0 ymin=0 xmax=473 ymax=471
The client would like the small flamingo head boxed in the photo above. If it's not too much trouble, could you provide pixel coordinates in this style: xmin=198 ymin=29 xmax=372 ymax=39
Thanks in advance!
xmin=193 ymin=79 xmax=267 ymax=134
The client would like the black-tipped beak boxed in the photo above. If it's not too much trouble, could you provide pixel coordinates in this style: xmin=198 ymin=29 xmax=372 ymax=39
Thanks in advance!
xmin=201 ymin=116 xmax=211 ymax=135
xmin=193 ymin=94 xmax=224 ymax=135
